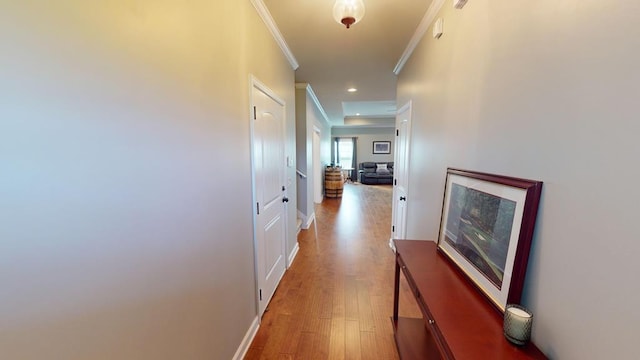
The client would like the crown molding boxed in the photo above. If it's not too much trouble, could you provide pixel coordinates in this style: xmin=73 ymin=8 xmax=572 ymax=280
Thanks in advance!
xmin=393 ymin=0 xmax=445 ymax=75
xmin=344 ymin=115 xmax=395 ymax=120
xmin=332 ymin=124 xmax=395 ymax=130
xmin=250 ymin=0 xmax=299 ymax=70
xmin=296 ymin=83 xmax=332 ymax=128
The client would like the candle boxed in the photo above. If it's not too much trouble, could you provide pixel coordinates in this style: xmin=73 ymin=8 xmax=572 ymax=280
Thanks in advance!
xmin=503 ymin=304 xmax=533 ymax=346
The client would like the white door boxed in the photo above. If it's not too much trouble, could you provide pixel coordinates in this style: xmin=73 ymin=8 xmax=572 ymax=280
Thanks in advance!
xmin=251 ymin=78 xmax=287 ymax=316
xmin=391 ymin=101 xmax=412 ymax=247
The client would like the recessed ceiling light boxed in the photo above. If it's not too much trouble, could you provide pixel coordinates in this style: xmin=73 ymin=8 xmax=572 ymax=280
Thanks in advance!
xmin=356 ymin=113 xmax=361 ymax=116
xmin=347 ymin=88 xmax=357 ymax=93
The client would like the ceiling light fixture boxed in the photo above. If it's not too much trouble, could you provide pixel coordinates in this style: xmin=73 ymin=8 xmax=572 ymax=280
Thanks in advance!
xmin=333 ymin=0 xmax=365 ymax=29
xmin=347 ymin=87 xmax=358 ymax=92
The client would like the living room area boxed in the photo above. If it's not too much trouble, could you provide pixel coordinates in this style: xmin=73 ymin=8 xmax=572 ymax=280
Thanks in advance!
xmin=332 ymin=124 xmax=395 ymax=186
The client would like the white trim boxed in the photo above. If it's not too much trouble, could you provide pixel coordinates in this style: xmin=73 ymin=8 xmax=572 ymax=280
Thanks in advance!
xmin=296 ymin=210 xmax=316 ymax=230
xmin=287 ymin=242 xmax=300 ymax=268
xmin=250 ymin=0 xmax=299 ymax=70
xmin=248 ymin=76 xmax=260 ymax=321
xmin=251 ymin=75 xmax=286 ymax=107
xmin=344 ymin=115 xmax=395 ymax=120
xmin=296 ymin=83 xmax=332 ymax=128
xmin=390 ymin=100 xmax=412 ymax=243
xmin=312 ymin=126 xmax=323 ymax=204
xmin=303 ymin=212 xmax=315 ymax=230
xmin=393 ymin=0 xmax=445 ymax=75
xmin=397 ymin=101 xmax=412 ymax=116
xmin=232 ymin=316 xmax=260 ymax=360
xmin=389 ymin=238 xmax=396 ymax=252
xmin=296 ymin=169 xmax=308 ymax=179
xmin=332 ymin=124 xmax=395 ymax=129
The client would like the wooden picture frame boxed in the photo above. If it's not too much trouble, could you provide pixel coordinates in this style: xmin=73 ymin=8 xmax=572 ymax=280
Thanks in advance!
xmin=437 ymin=168 xmax=543 ymax=312
xmin=372 ymin=141 xmax=391 ymax=154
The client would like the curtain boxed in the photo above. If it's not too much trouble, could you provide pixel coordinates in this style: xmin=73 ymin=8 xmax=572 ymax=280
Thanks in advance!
xmin=333 ymin=137 xmax=339 ymax=166
xmin=351 ymin=137 xmax=358 ymax=181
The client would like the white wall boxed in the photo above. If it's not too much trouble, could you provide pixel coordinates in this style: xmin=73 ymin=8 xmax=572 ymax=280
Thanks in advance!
xmin=0 ymin=1 xmax=295 ymax=359
xmin=332 ymin=127 xmax=395 ymax=165
xmin=310 ymin=97 xmax=332 ymax=200
xmin=398 ymin=0 xmax=640 ymax=358
xmin=343 ymin=116 xmax=394 ymax=127
xmin=295 ymin=84 xmax=331 ymax=219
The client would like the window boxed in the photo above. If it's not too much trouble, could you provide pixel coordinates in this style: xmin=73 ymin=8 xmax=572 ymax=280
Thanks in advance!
xmin=334 ymin=138 xmax=354 ymax=168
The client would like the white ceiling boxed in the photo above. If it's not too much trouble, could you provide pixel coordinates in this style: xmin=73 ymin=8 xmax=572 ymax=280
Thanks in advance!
xmin=342 ymin=100 xmax=397 ymax=117
xmin=263 ymin=0 xmax=434 ymax=126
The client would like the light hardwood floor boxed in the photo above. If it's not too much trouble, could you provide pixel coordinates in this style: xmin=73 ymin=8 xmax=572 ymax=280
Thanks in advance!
xmin=244 ymin=183 xmax=402 ymax=360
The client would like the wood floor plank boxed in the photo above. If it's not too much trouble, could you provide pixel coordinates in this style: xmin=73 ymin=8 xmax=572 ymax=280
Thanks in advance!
xmin=345 ymin=319 xmax=361 ymax=360
xmin=359 ymin=330 xmax=380 ymax=360
xmin=296 ymin=317 xmax=331 ymax=360
xmin=370 ymin=295 xmax=400 ymax=360
xmin=295 ymin=333 xmax=316 ymax=360
xmin=356 ymin=280 xmax=375 ymax=332
xmin=344 ymin=276 xmax=359 ymax=321
xmin=329 ymin=317 xmax=346 ymax=360
xmin=256 ymin=314 xmax=293 ymax=359
xmin=332 ymin=275 xmax=346 ymax=319
xmin=300 ymin=278 xmax=327 ymax=332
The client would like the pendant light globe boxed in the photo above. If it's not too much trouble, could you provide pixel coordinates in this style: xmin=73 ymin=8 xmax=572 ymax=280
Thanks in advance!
xmin=333 ymin=0 xmax=365 ymax=29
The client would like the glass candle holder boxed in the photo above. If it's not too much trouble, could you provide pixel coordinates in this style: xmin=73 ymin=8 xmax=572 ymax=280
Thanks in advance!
xmin=503 ymin=304 xmax=533 ymax=346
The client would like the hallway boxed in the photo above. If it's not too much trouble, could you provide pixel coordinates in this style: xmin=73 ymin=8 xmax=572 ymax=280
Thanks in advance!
xmin=245 ymin=183 xmax=400 ymax=359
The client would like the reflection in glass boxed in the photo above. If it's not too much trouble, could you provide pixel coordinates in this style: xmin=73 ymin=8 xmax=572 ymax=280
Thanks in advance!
xmin=444 ymin=184 xmax=516 ymax=288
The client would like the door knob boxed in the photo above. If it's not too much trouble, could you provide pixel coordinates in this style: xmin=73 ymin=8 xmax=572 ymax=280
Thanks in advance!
xmin=400 ymin=196 xmax=406 ymax=201
xmin=282 ymin=197 xmax=289 ymax=203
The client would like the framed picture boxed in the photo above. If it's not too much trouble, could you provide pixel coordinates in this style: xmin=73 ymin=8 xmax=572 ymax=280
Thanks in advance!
xmin=437 ymin=168 xmax=543 ymax=312
xmin=372 ymin=141 xmax=391 ymax=154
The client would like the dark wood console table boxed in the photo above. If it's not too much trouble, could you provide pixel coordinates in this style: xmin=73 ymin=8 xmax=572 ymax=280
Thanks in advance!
xmin=392 ymin=240 xmax=547 ymax=359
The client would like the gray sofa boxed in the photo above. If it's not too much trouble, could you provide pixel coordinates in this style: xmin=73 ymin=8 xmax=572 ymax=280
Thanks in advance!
xmin=359 ymin=162 xmax=394 ymax=185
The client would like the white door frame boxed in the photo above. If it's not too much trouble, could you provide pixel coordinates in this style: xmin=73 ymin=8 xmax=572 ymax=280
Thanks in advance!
xmin=249 ymin=75 xmax=287 ymax=317
xmin=390 ymin=100 xmax=412 ymax=250
xmin=313 ymin=126 xmax=322 ymax=203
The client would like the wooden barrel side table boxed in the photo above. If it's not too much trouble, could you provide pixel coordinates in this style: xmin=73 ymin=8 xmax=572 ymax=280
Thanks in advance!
xmin=325 ymin=167 xmax=344 ymax=198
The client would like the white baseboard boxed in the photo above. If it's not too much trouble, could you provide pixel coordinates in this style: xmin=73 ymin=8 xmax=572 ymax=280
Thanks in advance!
xmin=389 ymin=238 xmax=396 ymax=252
xmin=232 ymin=316 xmax=260 ymax=360
xmin=297 ymin=210 xmax=305 ymax=228
xmin=296 ymin=210 xmax=316 ymax=230
xmin=288 ymin=242 xmax=299 ymax=268
xmin=296 ymin=218 xmax=302 ymax=235
xmin=303 ymin=212 xmax=315 ymax=229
